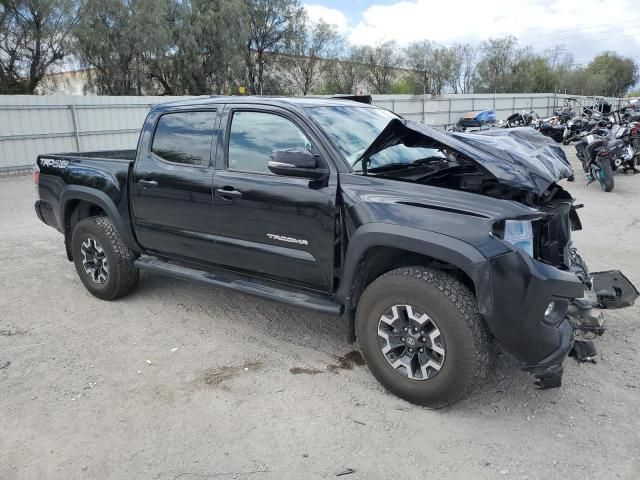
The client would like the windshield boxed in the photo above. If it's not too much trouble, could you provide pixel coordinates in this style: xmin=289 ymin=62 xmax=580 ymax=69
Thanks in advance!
xmin=306 ymin=105 xmax=443 ymax=170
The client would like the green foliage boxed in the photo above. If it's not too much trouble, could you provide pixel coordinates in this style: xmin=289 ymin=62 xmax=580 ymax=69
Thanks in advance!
xmin=162 ymin=0 xmax=247 ymax=95
xmin=582 ymin=52 xmax=638 ymax=97
xmin=2 ymin=2 xmax=639 ymax=97
xmin=75 ymin=0 xmax=160 ymax=95
xmin=390 ymin=75 xmax=422 ymax=95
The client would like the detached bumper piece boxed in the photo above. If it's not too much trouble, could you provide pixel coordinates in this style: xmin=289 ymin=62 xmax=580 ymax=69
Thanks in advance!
xmin=592 ymin=270 xmax=639 ymax=309
xmin=569 ymin=340 xmax=597 ymax=363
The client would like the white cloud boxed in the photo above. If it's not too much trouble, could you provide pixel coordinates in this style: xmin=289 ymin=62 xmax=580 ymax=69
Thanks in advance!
xmin=346 ymin=0 xmax=640 ymax=60
xmin=305 ymin=4 xmax=350 ymax=33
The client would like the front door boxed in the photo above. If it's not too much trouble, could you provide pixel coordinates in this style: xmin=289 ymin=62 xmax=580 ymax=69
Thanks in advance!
xmin=210 ymin=106 xmax=337 ymax=292
xmin=131 ymin=109 xmax=219 ymax=263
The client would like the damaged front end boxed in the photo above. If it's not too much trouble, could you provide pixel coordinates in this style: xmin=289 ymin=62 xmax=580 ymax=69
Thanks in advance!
xmin=357 ymin=118 xmax=639 ymax=389
xmin=523 ymin=187 xmax=639 ymax=384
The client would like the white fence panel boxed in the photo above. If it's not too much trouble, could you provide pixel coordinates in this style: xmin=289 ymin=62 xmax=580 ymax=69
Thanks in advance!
xmin=0 ymin=93 xmax=628 ymax=173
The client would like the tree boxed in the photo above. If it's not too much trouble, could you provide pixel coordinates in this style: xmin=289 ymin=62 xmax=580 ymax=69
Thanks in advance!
xmin=361 ymin=40 xmax=401 ymax=94
xmin=544 ymin=45 xmax=574 ymax=92
xmin=404 ymin=40 xmax=459 ymax=95
xmin=0 ymin=0 xmax=78 ymax=94
xmin=445 ymin=43 xmax=476 ymax=94
xmin=285 ymin=16 xmax=339 ymax=95
xmin=474 ymin=36 xmax=517 ymax=93
xmin=405 ymin=40 xmax=436 ymax=94
xmin=583 ymin=52 xmax=638 ymax=97
xmin=75 ymin=0 xmax=162 ymax=95
xmin=152 ymin=0 xmax=247 ymax=95
xmin=244 ymin=0 xmax=303 ymax=95
xmin=321 ymin=45 xmax=365 ymax=94
xmin=508 ymin=48 xmax=555 ymax=93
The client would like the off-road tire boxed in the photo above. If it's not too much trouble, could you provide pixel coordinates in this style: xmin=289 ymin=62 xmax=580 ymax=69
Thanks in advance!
xmin=71 ymin=216 xmax=138 ymax=300
xmin=356 ymin=267 xmax=492 ymax=408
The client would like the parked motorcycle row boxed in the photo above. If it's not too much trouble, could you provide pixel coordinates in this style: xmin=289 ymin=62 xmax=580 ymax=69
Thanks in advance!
xmin=502 ymin=104 xmax=640 ymax=192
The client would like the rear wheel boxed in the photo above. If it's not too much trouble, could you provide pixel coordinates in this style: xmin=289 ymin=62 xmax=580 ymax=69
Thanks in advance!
xmin=71 ymin=216 xmax=139 ymax=300
xmin=595 ymin=158 xmax=614 ymax=192
xmin=356 ymin=267 xmax=492 ymax=408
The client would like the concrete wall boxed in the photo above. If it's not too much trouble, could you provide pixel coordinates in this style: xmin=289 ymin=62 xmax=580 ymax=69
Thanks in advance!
xmin=0 ymin=93 xmax=627 ymax=174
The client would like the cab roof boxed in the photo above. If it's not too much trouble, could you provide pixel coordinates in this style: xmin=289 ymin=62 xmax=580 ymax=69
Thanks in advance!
xmin=151 ymin=95 xmax=377 ymax=112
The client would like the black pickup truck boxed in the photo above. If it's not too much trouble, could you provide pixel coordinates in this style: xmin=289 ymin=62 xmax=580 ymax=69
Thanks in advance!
xmin=34 ymin=96 xmax=637 ymax=407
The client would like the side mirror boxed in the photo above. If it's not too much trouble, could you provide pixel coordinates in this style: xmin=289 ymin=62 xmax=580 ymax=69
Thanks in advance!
xmin=268 ymin=148 xmax=328 ymax=180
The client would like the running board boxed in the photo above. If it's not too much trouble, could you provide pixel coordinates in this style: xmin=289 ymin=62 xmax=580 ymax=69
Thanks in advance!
xmin=135 ymin=256 xmax=342 ymax=316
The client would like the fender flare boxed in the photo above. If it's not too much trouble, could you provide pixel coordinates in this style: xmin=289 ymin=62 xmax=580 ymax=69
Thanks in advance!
xmin=59 ymin=186 xmax=141 ymax=252
xmin=336 ymin=223 xmax=486 ymax=305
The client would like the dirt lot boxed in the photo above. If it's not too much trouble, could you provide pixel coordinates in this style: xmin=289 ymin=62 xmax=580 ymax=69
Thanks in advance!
xmin=1 ymin=147 xmax=639 ymax=480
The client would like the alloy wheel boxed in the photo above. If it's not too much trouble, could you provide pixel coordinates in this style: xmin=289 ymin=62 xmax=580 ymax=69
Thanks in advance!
xmin=377 ymin=304 xmax=446 ymax=380
xmin=80 ymin=237 xmax=109 ymax=284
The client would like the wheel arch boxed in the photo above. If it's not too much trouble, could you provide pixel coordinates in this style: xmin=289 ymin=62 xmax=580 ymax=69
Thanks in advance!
xmin=60 ymin=187 xmax=140 ymax=260
xmin=337 ymin=223 xmax=485 ymax=312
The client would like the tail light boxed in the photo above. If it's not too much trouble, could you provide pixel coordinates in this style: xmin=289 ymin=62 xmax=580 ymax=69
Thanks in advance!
xmin=598 ymin=150 xmax=610 ymax=157
xmin=631 ymin=127 xmax=639 ymax=137
xmin=33 ymin=165 xmax=40 ymax=185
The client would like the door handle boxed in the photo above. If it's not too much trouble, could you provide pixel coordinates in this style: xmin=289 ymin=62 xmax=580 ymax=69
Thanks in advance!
xmin=138 ymin=179 xmax=158 ymax=187
xmin=215 ymin=187 xmax=242 ymax=200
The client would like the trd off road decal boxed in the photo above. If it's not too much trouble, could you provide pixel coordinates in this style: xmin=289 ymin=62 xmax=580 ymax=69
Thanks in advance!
xmin=40 ymin=158 xmax=69 ymax=169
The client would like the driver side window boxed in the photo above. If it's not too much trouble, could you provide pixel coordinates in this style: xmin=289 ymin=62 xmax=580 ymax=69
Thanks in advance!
xmin=227 ymin=111 xmax=312 ymax=174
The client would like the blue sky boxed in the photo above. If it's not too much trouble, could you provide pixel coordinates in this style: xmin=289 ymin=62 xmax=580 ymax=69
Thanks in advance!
xmin=310 ymin=0 xmax=388 ymax=21
xmin=305 ymin=0 xmax=640 ymax=64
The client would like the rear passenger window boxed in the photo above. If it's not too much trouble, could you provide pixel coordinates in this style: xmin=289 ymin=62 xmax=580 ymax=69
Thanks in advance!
xmin=227 ymin=111 xmax=312 ymax=174
xmin=151 ymin=111 xmax=216 ymax=166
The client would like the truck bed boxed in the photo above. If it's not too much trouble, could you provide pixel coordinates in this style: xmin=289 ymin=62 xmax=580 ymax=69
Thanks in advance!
xmin=35 ymin=150 xmax=136 ymax=239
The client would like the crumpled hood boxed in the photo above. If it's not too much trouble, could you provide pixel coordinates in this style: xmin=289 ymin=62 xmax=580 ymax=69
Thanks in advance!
xmin=359 ymin=119 xmax=574 ymax=196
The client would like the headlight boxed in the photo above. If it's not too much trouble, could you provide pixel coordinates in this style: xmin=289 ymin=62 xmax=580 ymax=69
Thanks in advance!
xmin=502 ymin=220 xmax=534 ymax=257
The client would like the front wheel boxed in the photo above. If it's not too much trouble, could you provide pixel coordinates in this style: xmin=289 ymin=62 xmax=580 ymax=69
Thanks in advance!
xmin=595 ymin=158 xmax=614 ymax=192
xmin=71 ymin=216 xmax=139 ymax=300
xmin=356 ymin=267 xmax=492 ymax=408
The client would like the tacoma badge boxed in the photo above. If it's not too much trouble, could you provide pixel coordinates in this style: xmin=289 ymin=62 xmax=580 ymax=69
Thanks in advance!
xmin=267 ymin=233 xmax=309 ymax=246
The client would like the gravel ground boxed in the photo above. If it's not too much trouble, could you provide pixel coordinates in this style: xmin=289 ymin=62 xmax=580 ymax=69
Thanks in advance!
xmin=1 ymin=147 xmax=639 ymax=480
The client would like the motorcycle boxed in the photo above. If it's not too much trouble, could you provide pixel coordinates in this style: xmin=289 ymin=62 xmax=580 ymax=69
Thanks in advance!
xmin=562 ymin=109 xmax=610 ymax=145
xmin=501 ymin=110 xmax=538 ymax=128
xmin=575 ymin=126 xmax=638 ymax=192
xmin=555 ymin=105 xmax=575 ymax=123
xmin=539 ymin=116 xmax=566 ymax=143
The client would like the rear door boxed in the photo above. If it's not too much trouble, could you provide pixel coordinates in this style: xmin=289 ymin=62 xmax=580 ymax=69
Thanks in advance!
xmin=210 ymin=104 xmax=338 ymax=292
xmin=131 ymin=108 xmax=220 ymax=263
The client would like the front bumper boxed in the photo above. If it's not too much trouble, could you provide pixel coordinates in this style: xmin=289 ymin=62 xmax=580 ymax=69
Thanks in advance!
xmin=472 ymin=250 xmax=584 ymax=370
